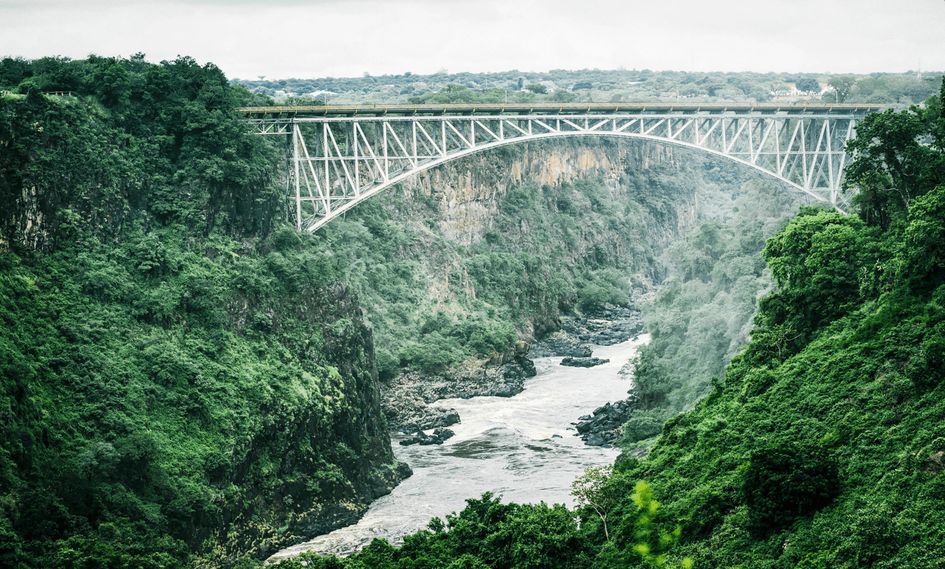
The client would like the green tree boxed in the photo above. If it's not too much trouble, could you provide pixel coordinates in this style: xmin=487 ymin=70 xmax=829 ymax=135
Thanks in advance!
xmin=572 ymin=465 xmax=619 ymax=540
xmin=794 ymin=77 xmax=821 ymax=93
xmin=843 ymin=79 xmax=945 ymax=228
xmin=827 ymin=76 xmax=855 ymax=103
xmin=749 ymin=209 xmax=879 ymax=362
xmin=901 ymin=185 xmax=945 ymax=291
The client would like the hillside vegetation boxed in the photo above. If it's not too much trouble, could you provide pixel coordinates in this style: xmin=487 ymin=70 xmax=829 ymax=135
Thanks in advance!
xmin=0 ymin=56 xmax=405 ymax=568
xmin=273 ymin=82 xmax=945 ymax=569
xmin=5 ymin=53 xmax=943 ymax=568
xmin=0 ymin=55 xmax=811 ymax=567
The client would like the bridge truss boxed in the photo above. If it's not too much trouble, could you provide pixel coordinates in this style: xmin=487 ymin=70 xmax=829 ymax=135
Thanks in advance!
xmin=243 ymin=104 xmax=876 ymax=232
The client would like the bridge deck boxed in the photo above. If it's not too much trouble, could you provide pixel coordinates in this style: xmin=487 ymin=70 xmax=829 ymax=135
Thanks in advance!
xmin=238 ymin=102 xmax=884 ymax=118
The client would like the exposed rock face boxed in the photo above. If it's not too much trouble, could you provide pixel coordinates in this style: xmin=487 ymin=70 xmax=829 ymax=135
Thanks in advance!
xmin=575 ymin=398 xmax=638 ymax=447
xmin=382 ymin=354 xmax=538 ymax=430
xmin=399 ymin=428 xmax=456 ymax=446
xmin=396 ymin=407 xmax=461 ymax=434
xmin=561 ymin=356 xmax=610 ymax=368
xmin=530 ymin=305 xmax=644 ymax=359
xmin=399 ymin=139 xmax=680 ymax=246
xmin=529 ymin=331 xmax=594 ymax=358
xmin=563 ymin=306 xmax=645 ymax=346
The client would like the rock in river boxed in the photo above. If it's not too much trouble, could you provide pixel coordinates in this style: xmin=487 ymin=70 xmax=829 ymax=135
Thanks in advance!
xmin=560 ymin=356 xmax=610 ymax=368
xmin=399 ymin=428 xmax=455 ymax=446
xmin=574 ymin=398 xmax=637 ymax=446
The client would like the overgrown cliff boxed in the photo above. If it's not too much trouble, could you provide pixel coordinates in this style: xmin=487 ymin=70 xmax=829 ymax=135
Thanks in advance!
xmin=0 ymin=56 xmax=406 ymax=567
xmin=311 ymin=137 xmax=806 ymax=437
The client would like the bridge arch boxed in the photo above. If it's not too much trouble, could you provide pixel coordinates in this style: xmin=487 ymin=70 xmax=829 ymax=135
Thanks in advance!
xmin=242 ymin=103 xmax=879 ymax=232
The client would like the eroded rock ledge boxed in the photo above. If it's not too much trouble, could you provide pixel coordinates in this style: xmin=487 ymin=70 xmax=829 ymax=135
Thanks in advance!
xmin=382 ymin=349 xmax=537 ymax=431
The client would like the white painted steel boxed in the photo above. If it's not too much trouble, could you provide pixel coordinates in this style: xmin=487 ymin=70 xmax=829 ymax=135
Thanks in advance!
xmin=247 ymin=110 xmax=870 ymax=232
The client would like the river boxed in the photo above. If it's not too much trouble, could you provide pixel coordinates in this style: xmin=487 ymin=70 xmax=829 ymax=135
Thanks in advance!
xmin=268 ymin=333 xmax=649 ymax=562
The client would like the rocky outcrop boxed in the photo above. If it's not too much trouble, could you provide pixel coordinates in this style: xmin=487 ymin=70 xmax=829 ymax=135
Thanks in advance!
xmin=575 ymin=398 xmax=638 ymax=447
xmin=561 ymin=356 xmax=610 ymax=368
xmin=529 ymin=331 xmax=594 ymax=358
xmin=400 ymin=139 xmax=680 ymax=245
xmin=395 ymin=407 xmax=461 ymax=434
xmin=562 ymin=306 xmax=645 ymax=346
xmin=399 ymin=428 xmax=456 ymax=446
xmin=382 ymin=352 xmax=537 ymax=431
xmin=530 ymin=305 xmax=644 ymax=359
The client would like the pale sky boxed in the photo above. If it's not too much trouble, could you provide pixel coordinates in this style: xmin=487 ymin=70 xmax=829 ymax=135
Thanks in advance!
xmin=1 ymin=0 xmax=943 ymax=80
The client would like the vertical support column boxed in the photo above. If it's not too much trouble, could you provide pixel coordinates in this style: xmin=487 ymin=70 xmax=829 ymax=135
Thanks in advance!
xmin=800 ymin=120 xmax=808 ymax=188
xmin=721 ymin=118 xmax=728 ymax=153
xmin=292 ymin=123 xmax=302 ymax=230
xmin=747 ymin=117 xmax=753 ymax=158
xmin=353 ymin=122 xmax=360 ymax=196
xmin=382 ymin=122 xmax=389 ymax=181
xmin=826 ymin=120 xmax=836 ymax=205
xmin=323 ymin=123 xmax=330 ymax=207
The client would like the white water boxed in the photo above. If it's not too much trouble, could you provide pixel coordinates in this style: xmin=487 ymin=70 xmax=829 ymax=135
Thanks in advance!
xmin=268 ymin=334 xmax=649 ymax=562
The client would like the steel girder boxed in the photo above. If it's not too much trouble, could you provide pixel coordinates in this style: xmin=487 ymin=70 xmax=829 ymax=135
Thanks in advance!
xmin=247 ymin=110 xmax=869 ymax=232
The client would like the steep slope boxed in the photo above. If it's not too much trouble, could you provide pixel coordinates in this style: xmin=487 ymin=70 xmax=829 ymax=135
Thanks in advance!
xmin=316 ymin=138 xmax=805 ymax=380
xmin=0 ymin=56 xmax=405 ymax=567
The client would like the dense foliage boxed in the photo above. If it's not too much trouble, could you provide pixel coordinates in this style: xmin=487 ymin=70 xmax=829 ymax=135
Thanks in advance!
xmin=0 ymin=54 xmax=278 ymax=247
xmin=7 ymin=52 xmax=943 ymax=568
xmin=0 ymin=56 xmax=402 ymax=567
xmin=311 ymin=142 xmax=693 ymax=378
xmin=621 ymin=180 xmax=800 ymax=441
xmin=272 ymin=84 xmax=945 ymax=568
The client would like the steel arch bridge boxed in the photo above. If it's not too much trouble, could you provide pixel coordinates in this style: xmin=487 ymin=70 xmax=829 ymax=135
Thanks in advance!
xmin=240 ymin=103 xmax=882 ymax=232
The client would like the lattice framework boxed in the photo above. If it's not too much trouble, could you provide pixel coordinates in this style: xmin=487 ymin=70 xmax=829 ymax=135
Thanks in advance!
xmin=247 ymin=109 xmax=870 ymax=232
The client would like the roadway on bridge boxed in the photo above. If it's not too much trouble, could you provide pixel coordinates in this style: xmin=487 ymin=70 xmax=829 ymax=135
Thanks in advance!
xmin=238 ymin=102 xmax=884 ymax=118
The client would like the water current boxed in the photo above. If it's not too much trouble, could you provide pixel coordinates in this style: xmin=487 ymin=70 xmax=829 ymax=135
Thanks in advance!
xmin=269 ymin=334 xmax=649 ymax=561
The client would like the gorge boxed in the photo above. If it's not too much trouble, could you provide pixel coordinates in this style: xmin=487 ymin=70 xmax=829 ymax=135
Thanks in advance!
xmin=2 ymin=55 xmax=944 ymax=569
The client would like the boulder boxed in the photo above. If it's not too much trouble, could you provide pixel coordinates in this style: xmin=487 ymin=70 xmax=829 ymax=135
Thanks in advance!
xmin=399 ymin=427 xmax=456 ymax=446
xmin=529 ymin=331 xmax=593 ymax=358
xmin=574 ymin=398 xmax=638 ymax=446
xmin=560 ymin=356 xmax=609 ymax=368
xmin=503 ymin=356 xmax=537 ymax=380
xmin=397 ymin=407 xmax=461 ymax=433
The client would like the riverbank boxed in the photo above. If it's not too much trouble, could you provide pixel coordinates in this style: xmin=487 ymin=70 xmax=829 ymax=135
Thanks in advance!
xmin=268 ymin=331 xmax=650 ymax=562
xmin=381 ymin=306 xmax=644 ymax=435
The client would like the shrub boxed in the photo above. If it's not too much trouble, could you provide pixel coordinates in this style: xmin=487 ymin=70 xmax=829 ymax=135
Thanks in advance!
xmin=743 ymin=443 xmax=840 ymax=537
xmin=621 ymin=412 xmax=665 ymax=443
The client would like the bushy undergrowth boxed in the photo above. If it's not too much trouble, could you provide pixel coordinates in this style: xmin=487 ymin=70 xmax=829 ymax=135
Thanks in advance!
xmin=0 ymin=56 xmax=399 ymax=567
xmin=622 ymin=180 xmax=803 ymax=438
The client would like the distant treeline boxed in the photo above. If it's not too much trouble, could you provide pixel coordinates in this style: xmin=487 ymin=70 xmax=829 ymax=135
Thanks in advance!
xmin=232 ymin=68 xmax=942 ymax=107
